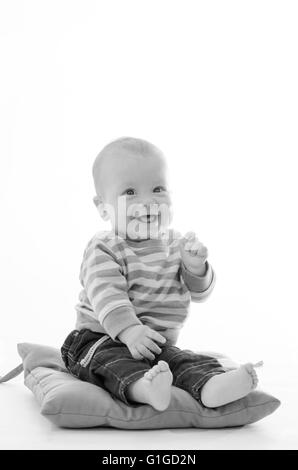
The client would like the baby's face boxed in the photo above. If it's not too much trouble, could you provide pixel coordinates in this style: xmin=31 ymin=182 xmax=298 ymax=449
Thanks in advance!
xmin=99 ymin=148 xmax=172 ymax=240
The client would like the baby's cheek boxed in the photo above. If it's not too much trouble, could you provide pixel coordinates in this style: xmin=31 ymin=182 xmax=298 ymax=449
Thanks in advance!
xmin=158 ymin=193 xmax=172 ymax=208
xmin=159 ymin=201 xmax=173 ymax=226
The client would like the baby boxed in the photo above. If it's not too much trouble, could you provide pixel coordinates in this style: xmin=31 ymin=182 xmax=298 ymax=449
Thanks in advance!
xmin=61 ymin=137 xmax=262 ymax=411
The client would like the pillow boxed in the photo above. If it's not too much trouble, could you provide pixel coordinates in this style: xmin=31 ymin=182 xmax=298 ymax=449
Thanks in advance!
xmin=1 ymin=342 xmax=280 ymax=429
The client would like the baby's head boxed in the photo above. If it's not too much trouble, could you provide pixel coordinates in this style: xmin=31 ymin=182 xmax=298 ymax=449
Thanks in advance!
xmin=92 ymin=137 xmax=173 ymax=240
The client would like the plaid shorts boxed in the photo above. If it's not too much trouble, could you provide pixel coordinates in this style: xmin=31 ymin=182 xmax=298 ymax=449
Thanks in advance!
xmin=61 ymin=328 xmax=225 ymax=406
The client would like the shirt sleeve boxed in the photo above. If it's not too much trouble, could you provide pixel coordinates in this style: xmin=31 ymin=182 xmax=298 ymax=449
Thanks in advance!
xmin=80 ymin=240 xmax=142 ymax=340
xmin=180 ymin=260 xmax=216 ymax=302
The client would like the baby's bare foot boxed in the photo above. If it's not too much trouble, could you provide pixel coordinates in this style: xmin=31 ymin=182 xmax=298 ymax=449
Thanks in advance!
xmin=127 ymin=360 xmax=173 ymax=411
xmin=200 ymin=361 xmax=263 ymax=408
xmin=234 ymin=363 xmax=259 ymax=391
xmin=244 ymin=362 xmax=260 ymax=389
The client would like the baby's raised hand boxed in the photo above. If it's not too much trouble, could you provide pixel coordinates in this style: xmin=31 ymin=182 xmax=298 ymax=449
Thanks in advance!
xmin=179 ymin=231 xmax=208 ymax=275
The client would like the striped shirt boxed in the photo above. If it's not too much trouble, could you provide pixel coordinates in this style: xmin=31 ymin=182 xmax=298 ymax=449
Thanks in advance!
xmin=75 ymin=228 xmax=216 ymax=346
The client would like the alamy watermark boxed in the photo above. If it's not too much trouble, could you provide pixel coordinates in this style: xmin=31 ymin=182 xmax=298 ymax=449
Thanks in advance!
xmin=99 ymin=198 xmax=181 ymax=241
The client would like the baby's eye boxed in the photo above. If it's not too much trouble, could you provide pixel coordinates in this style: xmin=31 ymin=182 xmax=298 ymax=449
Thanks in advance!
xmin=153 ymin=186 xmax=166 ymax=193
xmin=123 ymin=188 xmax=136 ymax=196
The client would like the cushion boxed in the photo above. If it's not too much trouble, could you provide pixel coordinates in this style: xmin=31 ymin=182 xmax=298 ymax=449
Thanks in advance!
xmin=6 ymin=342 xmax=280 ymax=429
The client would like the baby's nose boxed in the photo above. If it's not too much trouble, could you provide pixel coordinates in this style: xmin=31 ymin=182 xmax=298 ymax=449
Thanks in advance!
xmin=143 ymin=202 xmax=159 ymax=213
xmin=135 ymin=198 xmax=158 ymax=208
xmin=132 ymin=201 xmax=159 ymax=216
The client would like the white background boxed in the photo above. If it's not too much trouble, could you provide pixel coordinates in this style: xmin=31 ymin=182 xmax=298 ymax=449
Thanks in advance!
xmin=0 ymin=0 xmax=297 ymax=449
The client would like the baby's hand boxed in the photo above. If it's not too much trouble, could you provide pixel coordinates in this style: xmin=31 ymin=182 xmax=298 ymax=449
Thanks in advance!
xmin=118 ymin=325 xmax=166 ymax=361
xmin=179 ymin=231 xmax=208 ymax=275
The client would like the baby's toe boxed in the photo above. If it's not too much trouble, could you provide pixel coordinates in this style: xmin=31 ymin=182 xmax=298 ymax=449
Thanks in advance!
xmin=250 ymin=371 xmax=258 ymax=387
xmin=250 ymin=369 xmax=257 ymax=379
xmin=158 ymin=360 xmax=169 ymax=371
xmin=151 ymin=365 xmax=160 ymax=376
xmin=253 ymin=361 xmax=264 ymax=368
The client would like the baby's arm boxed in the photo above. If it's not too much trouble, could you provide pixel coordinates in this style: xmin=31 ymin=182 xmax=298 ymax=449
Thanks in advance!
xmin=81 ymin=241 xmax=143 ymax=340
xmin=178 ymin=231 xmax=216 ymax=302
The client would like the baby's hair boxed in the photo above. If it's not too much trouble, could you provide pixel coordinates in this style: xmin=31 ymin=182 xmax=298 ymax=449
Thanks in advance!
xmin=92 ymin=136 xmax=164 ymax=197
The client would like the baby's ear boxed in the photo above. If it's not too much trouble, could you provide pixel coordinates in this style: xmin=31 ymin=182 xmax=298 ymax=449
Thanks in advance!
xmin=93 ymin=195 xmax=101 ymax=208
xmin=93 ymin=195 xmax=110 ymax=221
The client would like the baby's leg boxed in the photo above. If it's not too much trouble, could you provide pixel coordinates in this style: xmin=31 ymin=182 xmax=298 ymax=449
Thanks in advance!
xmin=63 ymin=330 xmax=173 ymax=409
xmin=126 ymin=360 xmax=173 ymax=411
xmin=200 ymin=362 xmax=263 ymax=408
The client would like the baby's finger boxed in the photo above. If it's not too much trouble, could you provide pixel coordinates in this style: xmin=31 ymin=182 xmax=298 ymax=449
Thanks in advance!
xmin=149 ymin=330 xmax=167 ymax=344
xmin=131 ymin=348 xmax=144 ymax=361
xmin=182 ymin=232 xmax=197 ymax=247
xmin=190 ymin=240 xmax=203 ymax=252
xmin=184 ymin=242 xmax=193 ymax=252
xmin=137 ymin=344 xmax=155 ymax=361
xmin=184 ymin=231 xmax=196 ymax=240
xmin=184 ymin=242 xmax=200 ymax=257
xmin=144 ymin=337 xmax=162 ymax=355
xmin=198 ymin=246 xmax=208 ymax=258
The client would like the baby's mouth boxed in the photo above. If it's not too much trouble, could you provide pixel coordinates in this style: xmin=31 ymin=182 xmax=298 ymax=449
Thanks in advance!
xmin=137 ymin=214 xmax=158 ymax=223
